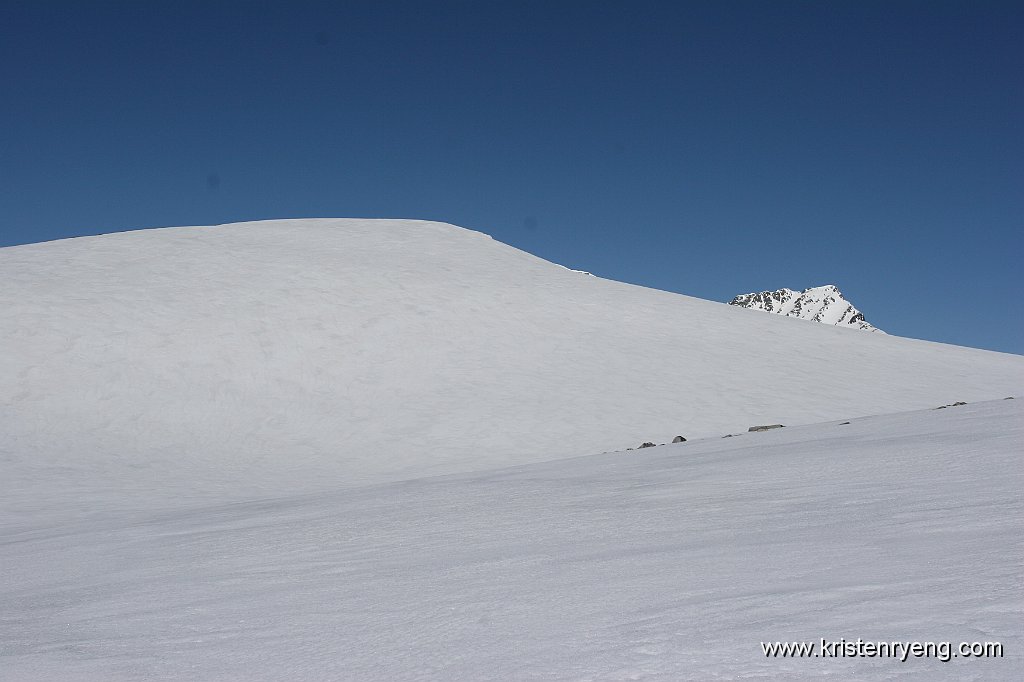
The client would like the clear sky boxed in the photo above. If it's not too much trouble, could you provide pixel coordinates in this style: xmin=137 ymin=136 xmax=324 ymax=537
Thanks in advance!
xmin=2 ymin=1 xmax=1021 ymax=354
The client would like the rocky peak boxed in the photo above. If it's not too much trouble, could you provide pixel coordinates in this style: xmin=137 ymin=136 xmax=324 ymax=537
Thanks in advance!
xmin=729 ymin=285 xmax=883 ymax=333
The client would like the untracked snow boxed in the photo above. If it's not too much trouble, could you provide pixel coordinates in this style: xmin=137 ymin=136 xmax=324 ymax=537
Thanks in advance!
xmin=1 ymin=219 xmax=1022 ymax=519
xmin=2 ymin=219 xmax=1023 ymax=680
xmin=1 ymin=399 xmax=1021 ymax=680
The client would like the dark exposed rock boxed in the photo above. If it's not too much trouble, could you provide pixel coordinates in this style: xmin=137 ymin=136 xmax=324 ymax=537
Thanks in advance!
xmin=638 ymin=442 xmax=657 ymax=449
xmin=672 ymin=435 xmax=687 ymax=443
xmin=748 ymin=424 xmax=785 ymax=432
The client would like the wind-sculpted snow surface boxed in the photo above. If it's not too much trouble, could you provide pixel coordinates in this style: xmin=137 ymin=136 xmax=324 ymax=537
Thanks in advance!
xmin=1 ymin=219 xmax=1022 ymax=517
xmin=1 ymin=400 xmax=1021 ymax=680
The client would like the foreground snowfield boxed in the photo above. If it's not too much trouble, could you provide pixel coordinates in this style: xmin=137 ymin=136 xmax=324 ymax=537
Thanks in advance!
xmin=3 ymin=399 xmax=1021 ymax=680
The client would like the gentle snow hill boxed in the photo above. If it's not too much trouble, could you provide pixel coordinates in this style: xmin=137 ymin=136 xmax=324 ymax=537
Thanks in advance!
xmin=1 ymin=219 xmax=1022 ymax=515
xmin=2 ymin=399 xmax=1021 ymax=680
xmin=730 ymin=284 xmax=882 ymax=332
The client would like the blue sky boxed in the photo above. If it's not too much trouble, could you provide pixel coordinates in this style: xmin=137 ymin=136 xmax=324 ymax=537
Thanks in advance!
xmin=2 ymin=1 xmax=1021 ymax=353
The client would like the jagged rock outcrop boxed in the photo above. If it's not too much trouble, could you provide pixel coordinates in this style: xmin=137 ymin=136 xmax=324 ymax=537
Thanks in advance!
xmin=729 ymin=285 xmax=883 ymax=332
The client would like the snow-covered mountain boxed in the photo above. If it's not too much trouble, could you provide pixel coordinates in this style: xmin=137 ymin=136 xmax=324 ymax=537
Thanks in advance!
xmin=2 ymin=219 xmax=1022 ymax=517
xmin=729 ymin=284 xmax=882 ymax=332
xmin=3 ymin=219 xmax=1023 ymax=679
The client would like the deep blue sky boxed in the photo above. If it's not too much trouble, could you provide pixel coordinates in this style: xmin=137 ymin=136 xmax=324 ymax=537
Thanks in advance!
xmin=2 ymin=1 xmax=1021 ymax=353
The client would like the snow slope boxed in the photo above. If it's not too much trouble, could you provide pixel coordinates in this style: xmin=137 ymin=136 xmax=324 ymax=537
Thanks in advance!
xmin=1 ymin=219 xmax=1022 ymax=519
xmin=729 ymin=284 xmax=882 ymax=331
xmin=2 ymin=399 xmax=1020 ymax=680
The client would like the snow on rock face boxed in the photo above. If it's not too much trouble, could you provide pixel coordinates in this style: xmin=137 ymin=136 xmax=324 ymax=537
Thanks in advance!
xmin=2 ymin=219 xmax=1023 ymax=516
xmin=729 ymin=284 xmax=882 ymax=332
